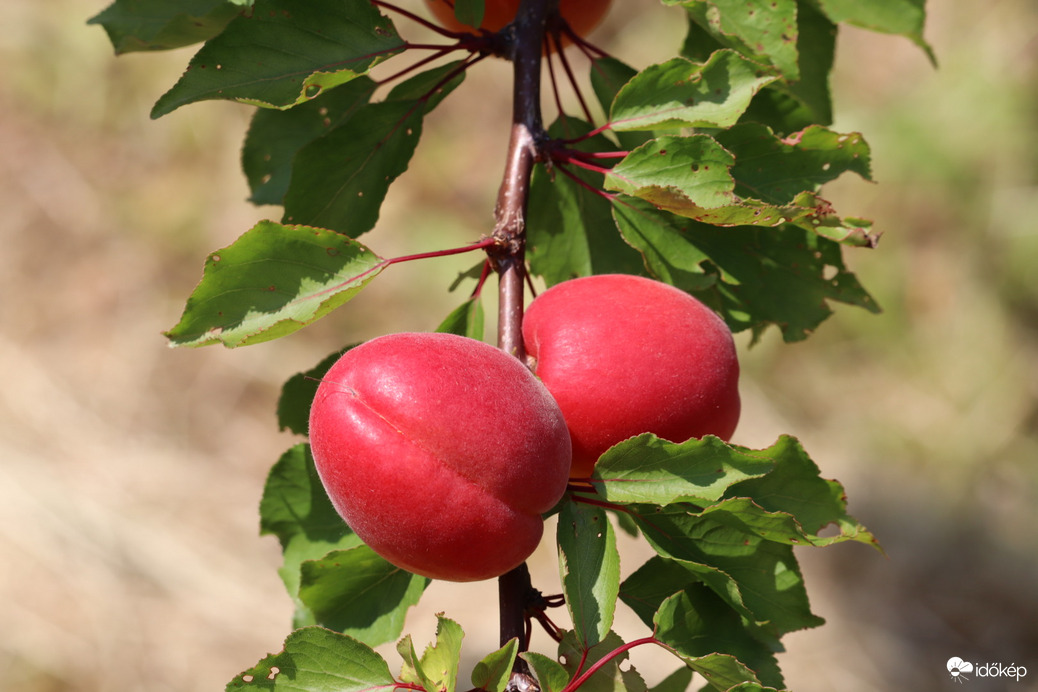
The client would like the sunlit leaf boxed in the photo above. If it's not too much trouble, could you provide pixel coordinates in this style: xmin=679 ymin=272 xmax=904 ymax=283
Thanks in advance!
xmin=398 ymin=616 xmax=464 ymax=692
xmin=815 ymin=0 xmax=935 ymax=64
xmin=471 ymin=639 xmax=519 ymax=692
xmin=589 ymin=434 xmax=775 ymax=505
xmin=165 ymin=221 xmax=385 ymax=348
xmin=558 ymin=631 xmax=648 ymax=692
xmin=225 ymin=627 xmax=394 ymax=691
xmin=674 ymin=0 xmax=799 ymax=81
xmin=557 ymin=500 xmax=620 ymax=649
xmin=610 ymin=51 xmax=778 ymax=131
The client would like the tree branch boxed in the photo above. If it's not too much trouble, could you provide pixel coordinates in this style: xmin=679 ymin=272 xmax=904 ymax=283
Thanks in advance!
xmin=489 ymin=0 xmax=555 ymax=676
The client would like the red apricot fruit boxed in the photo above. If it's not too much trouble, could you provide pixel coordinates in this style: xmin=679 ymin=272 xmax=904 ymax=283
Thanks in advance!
xmin=308 ymin=332 xmax=571 ymax=582
xmin=425 ymin=0 xmax=612 ymax=46
xmin=522 ymin=274 xmax=741 ymax=478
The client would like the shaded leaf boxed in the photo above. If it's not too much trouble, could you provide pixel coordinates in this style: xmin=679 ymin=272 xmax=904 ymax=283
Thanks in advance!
xmin=612 ymin=199 xmax=880 ymax=340
xmin=258 ymin=444 xmax=361 ymax=627
xmin=629 ymin=505 xmax=825 ymax=639
xmin=436 ymin=296 xmax=485 ymax=341
xmin=610 ymin=51 xmax=778 ymax=131
xmin=528 ymin=117 xmax=646 ymax=286
xmin=298 ymin=546 xmax=428 ymax=648
xmin=557 ymin=500 xmax=620 ymax=649
xmin=165 ymin=221 xmax=385 ymax=348
xmin=623 ymin=555 xmax=777 ymax=649
xmin=88 ymin=0 xmax=245 ymax=54
xmin=225 ymin=627 xmax=394 ymax=691
xmin=152 ymin=0 xmax=403 ymax=117
xmin=281 ymin=62 xmax=466 ymax=236
xmin=242 ymin=77 xmax=376 ymax=206
xmin=655 ymin=585 xmax=784 ymax=688
xmin=276 ymin=348 xmax=352 ymax=436
xmin=648 ymin=666 xmax=694 ymax=692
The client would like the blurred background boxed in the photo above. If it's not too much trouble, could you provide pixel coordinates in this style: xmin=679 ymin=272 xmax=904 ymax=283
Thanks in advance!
xmin=2 ymin=1 xmax=1036 ymax=690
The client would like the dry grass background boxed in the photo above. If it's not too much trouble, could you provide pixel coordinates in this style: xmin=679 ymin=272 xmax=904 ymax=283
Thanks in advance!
xmin=1 ymin=1 xmax=1037 ymax=690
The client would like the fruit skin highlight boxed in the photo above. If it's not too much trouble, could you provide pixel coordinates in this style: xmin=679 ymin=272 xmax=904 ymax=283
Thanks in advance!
xmin=425 ymin=0 xmax=612 ymax=44
xmin=523 ymin=274 xmax=741 ymax=478
xmin=308 ymin=332 xmax=571 ymax=582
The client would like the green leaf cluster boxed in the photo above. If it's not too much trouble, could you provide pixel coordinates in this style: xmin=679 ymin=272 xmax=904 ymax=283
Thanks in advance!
xmin=89 ymin=0 xmax=929 ymax=690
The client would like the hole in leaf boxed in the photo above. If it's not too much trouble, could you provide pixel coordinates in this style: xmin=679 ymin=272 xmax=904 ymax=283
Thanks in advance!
xmin=818 ymin=522 xmax=841 ymax=538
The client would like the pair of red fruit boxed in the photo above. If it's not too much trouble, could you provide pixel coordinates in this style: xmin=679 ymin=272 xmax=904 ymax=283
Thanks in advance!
xmin=309 ymin=275 xmax=741 ymax=582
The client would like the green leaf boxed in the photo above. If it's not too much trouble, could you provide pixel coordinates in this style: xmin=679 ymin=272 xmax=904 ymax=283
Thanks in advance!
xmin=655 ymin=585 xmax=784 ymax=688
xmin=621 ymin=555 xmax=778 ymax=650
xmin=557 ymin=500 xmax=620 ymax=649
xmin=298 ymin=545 xmax=429 ymax=648
xmin=610 ymin=51 xmax=778 ymax=131
xmin=606 ymin=135 xmax=737 ymax=210
xmin=276 ymin=349 xmax=352 ymax=436
xmin=664 ymin=650 xmax=764 ymax=692
xmin=717 ymin=123 xmax=872 ymax=207
xmin=815 ymin=0 xmax=935 ymax=64
xmin=152 ymin=0 xmax=404 ymax=117
xmin=528 ymin=117 xmax=647 ymax=286
xmin=675 ymin=0 xmax=799 ymax=81
xmin=725 ymin=436 xmax=880 ymax=548
xmin=258 ymin=445 xmax=362 ymax=627
xmin=522 ymin=652 xmax=569 ymax=692
xmin=281 ymin=62 xmax=466 ymax=236
xmin=629 ymin=506 xmax=825 ymax=639
xmin=679 ymin=3 xmax=835 ymax=131
xmin=454 ymin=0 xmax=486 ymax=28
xmin=589 ymin=57 xmax=653 ymax=152
xmin=225 ymin=626 xmax=394 ymax=691
xmin=607 ymin=127 xmax=875 ymax=244
xmin=648 ymin=666 xmax=694 ymax=692
xmin=242 ymin=77 xmax=376 ymax=206
xmin=398 ymin=615 xmax=464 ymax=692
xmin=612 ymin=199 xmax=880 ymax=341
xmin=471 ymin=638 xmax=519 ymax=692
xmin=164 ymin=221 xmax=385 ymax=348
xmin=558 ymin=631 xmax=648 ymax=692
xmin=589 ymin=434 xmax=775 ymax=506
xmin=436 ymin=296 xmax=485 ymax=341
xmin=88 ymin=0 xmax=245 ymax=54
